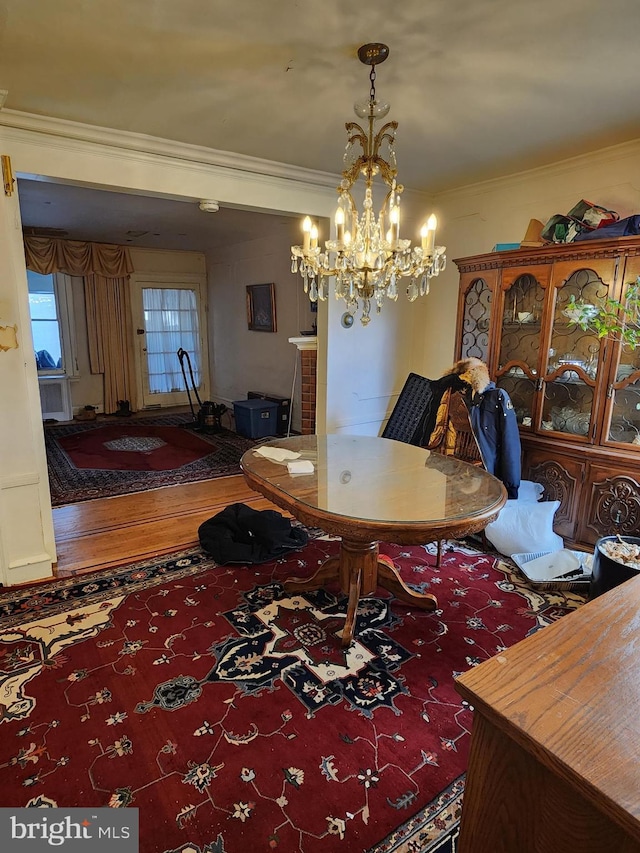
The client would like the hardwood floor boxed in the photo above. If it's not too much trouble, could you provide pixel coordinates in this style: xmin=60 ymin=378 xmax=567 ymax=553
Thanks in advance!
xmin=53 ymin=475 xmax=284 ymax=578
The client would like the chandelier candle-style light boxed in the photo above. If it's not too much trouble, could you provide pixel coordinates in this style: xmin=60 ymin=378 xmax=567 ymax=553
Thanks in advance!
xmin=291 ymin=43 xmax=446 ymax=326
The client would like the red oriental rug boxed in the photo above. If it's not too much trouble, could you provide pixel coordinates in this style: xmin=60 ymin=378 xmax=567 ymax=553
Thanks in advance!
xmin=44 ymin=415 xmax=257 ymax=506
xmin=0 ymin=538 xmax=585 ymax=852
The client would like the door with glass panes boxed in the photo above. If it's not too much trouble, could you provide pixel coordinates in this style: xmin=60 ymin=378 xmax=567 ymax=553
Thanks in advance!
xmin=131 ymin=274 xmax=209 ymax=408
xmin=541 ymin=258 xmax=617 ymax=444
xmin=600 ymin=254 xmax=640 ymax=449
xmin=493 ymin=264 xmax=551 ymax=432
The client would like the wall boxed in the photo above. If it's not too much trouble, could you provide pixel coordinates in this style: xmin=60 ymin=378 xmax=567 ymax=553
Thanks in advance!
xmin=206 ymin=227 xmax=316 ymax=433
xmin=322 ymin=186 xmax=439 ymax=436
xmin=419 ymin=139 xmax=640 ymax=379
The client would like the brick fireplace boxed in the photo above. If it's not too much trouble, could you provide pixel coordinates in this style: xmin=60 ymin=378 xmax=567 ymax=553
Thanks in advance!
xmin=289 ymin=336 xmax=317 ymax=434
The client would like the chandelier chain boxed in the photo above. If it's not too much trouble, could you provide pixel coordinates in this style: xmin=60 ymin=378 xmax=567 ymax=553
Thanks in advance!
xmin=369 ymin=66 xmax=377 ymax=103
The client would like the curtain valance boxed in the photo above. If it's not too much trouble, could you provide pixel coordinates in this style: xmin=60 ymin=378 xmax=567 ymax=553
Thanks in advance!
xmin=24 ymin=236 xmax=134 ymax=277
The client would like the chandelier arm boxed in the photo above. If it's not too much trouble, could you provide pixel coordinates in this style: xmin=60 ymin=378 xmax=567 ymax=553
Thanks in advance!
xmin=381 ymin=186 xmax=396 ymax=209
xmin=340 ymin=189 xmax=358 ymax=219
xmin=373 ymin=159 xmax=399 ymax=187
xmin=341 ymin=156 xmax=370 ymax=188
xmin=345 ymin=122 xmax=367 ymax=146
xmin=372 ymin=121 xmax=398 ymax=157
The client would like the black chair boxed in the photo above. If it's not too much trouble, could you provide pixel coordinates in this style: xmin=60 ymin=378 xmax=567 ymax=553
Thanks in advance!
xmin=382 ymin=372 xmax=457 ymax=446
xmin=382 ymin=376 xmax=481 ymax=566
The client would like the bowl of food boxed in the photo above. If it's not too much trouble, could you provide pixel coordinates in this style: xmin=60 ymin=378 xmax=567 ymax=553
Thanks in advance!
xmin=589 ymin=536 xmax=640 ymax=599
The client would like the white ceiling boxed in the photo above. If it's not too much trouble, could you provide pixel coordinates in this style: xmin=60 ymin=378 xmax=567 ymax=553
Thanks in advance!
xmin=5 ymin=0 xmax=640 ymax=246
xmin=17 ymin=179 xmax=299 ymax=252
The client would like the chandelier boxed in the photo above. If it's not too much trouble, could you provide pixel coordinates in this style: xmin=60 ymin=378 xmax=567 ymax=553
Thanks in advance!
xmin=291 ymin=43 xmax=446 ymax=326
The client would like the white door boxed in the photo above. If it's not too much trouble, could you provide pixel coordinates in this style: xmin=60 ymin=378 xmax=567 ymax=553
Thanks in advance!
xmin=0 ymin=159 xmax=56 ymax=583
xmin=131 ymin=273 xmax=210 ymax=409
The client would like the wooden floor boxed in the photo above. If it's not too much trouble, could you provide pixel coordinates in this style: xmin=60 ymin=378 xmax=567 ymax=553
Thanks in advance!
xmin=53 ymin=475 xmax=283 ymax=578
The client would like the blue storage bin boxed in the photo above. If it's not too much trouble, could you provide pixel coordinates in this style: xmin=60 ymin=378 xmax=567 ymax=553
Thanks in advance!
xmin=247 ymin=391 xmax=291 ymax=435
xmin=233 ymin=399 xmax=279 ymax=439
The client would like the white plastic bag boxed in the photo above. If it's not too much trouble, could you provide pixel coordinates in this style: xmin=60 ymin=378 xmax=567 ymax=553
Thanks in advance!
xmin=484 ymin=498 xmax=563 ymax=557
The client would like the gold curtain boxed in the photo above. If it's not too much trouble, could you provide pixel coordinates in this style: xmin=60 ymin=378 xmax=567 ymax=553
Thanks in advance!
xmin=24 ymin=236 xmax=133 ymax=278
xmin=84 ymin=274 xmax=137 ymax=415
xmin=24 ymin=236 xmax=137 ymax=414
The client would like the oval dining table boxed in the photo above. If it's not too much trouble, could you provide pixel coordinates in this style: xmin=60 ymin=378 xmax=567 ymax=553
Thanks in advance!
xmin=241 ymin=434 xmax=507 ymax=647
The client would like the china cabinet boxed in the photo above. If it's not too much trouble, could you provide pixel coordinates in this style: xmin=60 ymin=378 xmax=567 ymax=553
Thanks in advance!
xmin=454 ymin=237 xmax=640 ymax=549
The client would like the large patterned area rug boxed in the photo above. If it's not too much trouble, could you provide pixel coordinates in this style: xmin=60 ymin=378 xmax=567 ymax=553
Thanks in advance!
xmin=0 ymin=538 xmax=585 ymax=852
xmin=45 ymin=414 xmax=257 ymax=505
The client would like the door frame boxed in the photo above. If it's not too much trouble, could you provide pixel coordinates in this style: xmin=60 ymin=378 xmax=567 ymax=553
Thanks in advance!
xmin=130 ymin=272 xmax=210 ymax=409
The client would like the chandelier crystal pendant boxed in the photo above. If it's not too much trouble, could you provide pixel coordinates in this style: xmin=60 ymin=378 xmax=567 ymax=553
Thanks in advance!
xmin=291 ymin=43 xmax=446 ymax=326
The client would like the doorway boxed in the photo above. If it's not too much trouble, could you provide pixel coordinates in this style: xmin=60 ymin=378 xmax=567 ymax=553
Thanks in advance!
xmin=130 ymin=272 xmax=209 ymax=409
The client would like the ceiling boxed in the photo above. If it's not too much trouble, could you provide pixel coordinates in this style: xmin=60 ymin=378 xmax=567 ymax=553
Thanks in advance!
xmin=17 ymin=179 xmax=299 ymax=252
xmin=4 ymin=0 xmax=640 ymax=246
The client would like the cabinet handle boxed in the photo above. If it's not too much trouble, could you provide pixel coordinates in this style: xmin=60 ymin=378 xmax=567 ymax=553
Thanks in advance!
xmin=607 ymin=384 xmax=614 ymax=398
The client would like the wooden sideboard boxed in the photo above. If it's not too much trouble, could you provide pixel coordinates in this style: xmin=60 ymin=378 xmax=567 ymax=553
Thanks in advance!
xmin=455 ymin=577 xmax=640 ymax=853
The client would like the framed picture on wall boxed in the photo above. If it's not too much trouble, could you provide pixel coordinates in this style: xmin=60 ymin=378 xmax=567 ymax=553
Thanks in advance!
xmin=246 ymin=283 xmax=277 ymax=332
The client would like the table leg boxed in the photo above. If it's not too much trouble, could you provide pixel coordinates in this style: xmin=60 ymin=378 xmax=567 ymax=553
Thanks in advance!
xmin=282 ymin=542 xmax=437 ymax=645
xmin=282 ymin=556 xmax=340 ymax=594
xmin=377 ymin=554 xmax=438 ymax=610
xmin=342 ymin=566 xmax=362 ymax=648
xmin=282 ymin=540 xmax=379 ymax=647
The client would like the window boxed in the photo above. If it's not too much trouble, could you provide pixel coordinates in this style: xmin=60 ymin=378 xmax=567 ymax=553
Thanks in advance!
xmin=27 ymin=271 xmax=77 ymax=375
xmin=142 ymin=286 xmax=201 ymax=394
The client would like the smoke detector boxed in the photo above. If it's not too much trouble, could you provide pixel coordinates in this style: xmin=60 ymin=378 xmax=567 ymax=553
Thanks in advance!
xmin=199 ymin=199 xmax=220 ymax=213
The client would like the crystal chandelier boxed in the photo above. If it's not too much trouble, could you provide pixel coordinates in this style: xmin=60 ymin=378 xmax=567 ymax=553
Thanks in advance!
xmin=291 ymin=43 xmax=446 ymax=326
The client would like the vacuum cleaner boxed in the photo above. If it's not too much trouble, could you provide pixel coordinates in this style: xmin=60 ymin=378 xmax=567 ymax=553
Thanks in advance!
xmin=177 ymin=348 xmax=227 ymax=434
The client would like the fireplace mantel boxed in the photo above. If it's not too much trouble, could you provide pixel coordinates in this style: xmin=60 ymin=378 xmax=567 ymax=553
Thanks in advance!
xmin=289 ymin=337 xmax=317 ymax=433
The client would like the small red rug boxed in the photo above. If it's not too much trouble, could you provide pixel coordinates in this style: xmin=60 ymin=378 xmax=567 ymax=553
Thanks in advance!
xmin=56 ymin=423 xmax=220 ymax=471
xmin=0 ymin=538 xmax=585 ymax=852
xmin=44 ymin=415 xmax=257 ymax=505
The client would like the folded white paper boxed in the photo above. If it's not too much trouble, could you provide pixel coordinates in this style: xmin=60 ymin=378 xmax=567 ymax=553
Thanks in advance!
xmin=287 ymin=459 xmax=314 ymax=474
xmin=254 ymin=446 xmax=301 ymax=462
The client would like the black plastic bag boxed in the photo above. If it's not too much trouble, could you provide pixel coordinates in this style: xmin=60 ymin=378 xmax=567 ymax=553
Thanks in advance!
xmin=198 ymin=502 xmax=308 ymax=565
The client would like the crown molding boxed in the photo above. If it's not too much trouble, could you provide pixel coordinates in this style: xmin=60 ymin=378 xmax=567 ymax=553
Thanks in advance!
xmin=436 ymin=136 xmax=640 ymax=201
xmin=0 ymin=108 xmax=340 ymax=189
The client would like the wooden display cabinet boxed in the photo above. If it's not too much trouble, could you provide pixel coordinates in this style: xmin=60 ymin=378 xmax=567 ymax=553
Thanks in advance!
xmin=454 ymin=237 xmax=640 ymax=550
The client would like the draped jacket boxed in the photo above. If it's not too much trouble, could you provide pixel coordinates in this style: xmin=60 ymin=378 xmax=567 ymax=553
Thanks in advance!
xmin=463 ymin=382 xmax=521 ymax=499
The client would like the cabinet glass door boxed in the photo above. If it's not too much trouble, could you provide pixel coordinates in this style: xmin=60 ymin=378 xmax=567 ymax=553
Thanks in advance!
xmin=457 ymin=273 xmax=495 ymax=361
xmin=542 ymin=266 xmax=608 ymax=441
xmin=496 ymin=272 xmax=546 ymax=427
xmin=605 ymin=264 xmax=640 ymax=446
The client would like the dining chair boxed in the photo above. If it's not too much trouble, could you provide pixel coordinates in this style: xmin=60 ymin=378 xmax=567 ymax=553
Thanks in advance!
xmin=427 ymin=389 xmax=485 ymax=565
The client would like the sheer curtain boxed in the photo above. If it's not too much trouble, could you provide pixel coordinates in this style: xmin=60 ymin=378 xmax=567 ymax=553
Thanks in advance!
xmin=142 ymin=288 xmax=200 ymax=394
